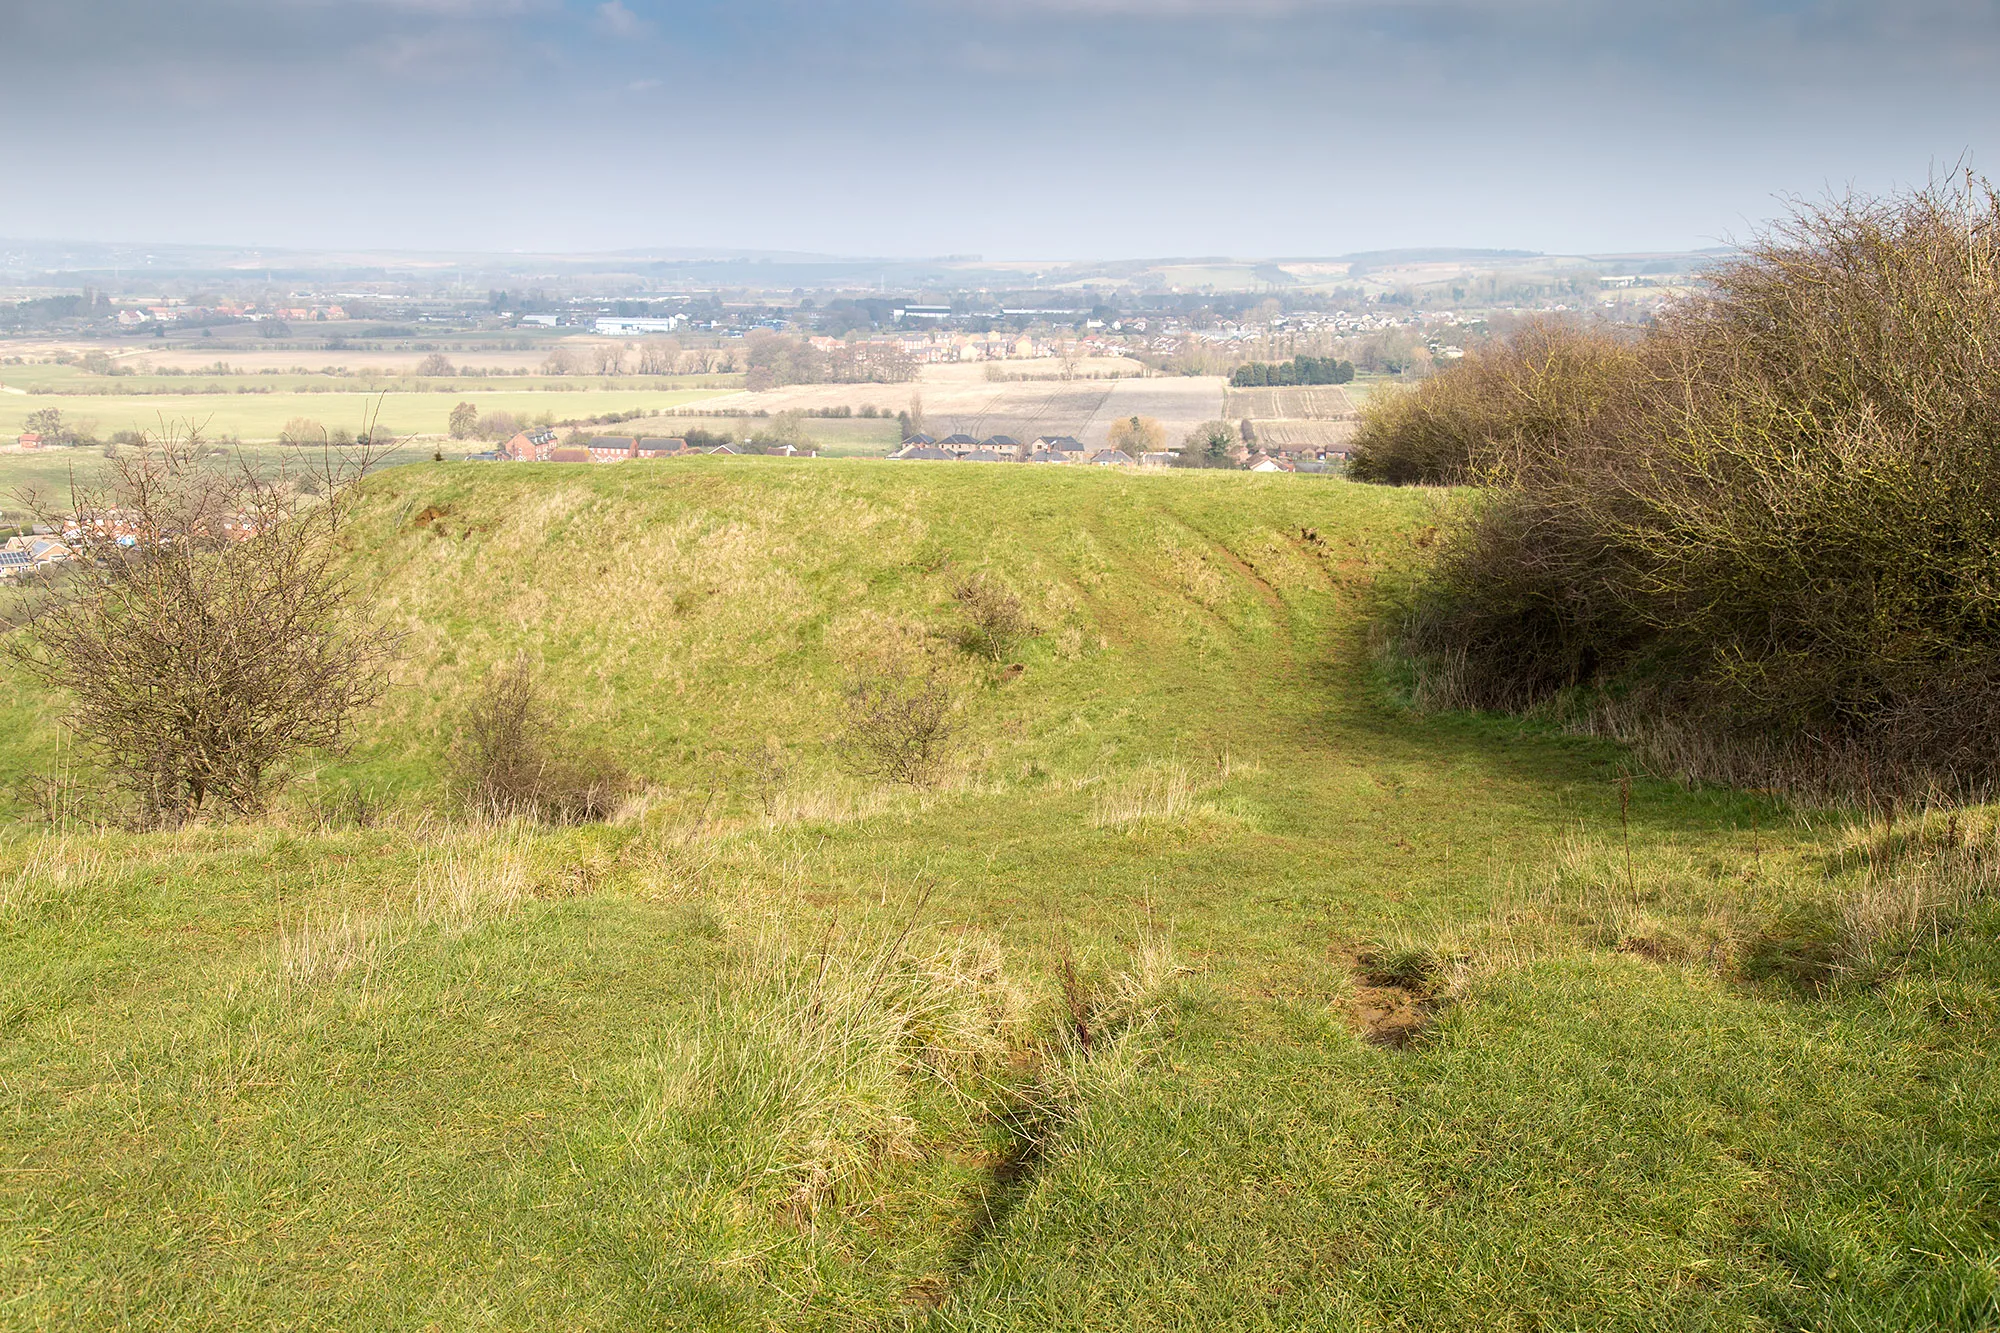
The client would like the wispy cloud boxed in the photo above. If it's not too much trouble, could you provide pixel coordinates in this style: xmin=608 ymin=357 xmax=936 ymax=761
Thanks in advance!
xmin=593 ymin=0 xmax=652 ymax=38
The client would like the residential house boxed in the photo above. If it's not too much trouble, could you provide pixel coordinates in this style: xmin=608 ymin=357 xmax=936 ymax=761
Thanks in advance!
xmin=981 ymin=435 xmax=1021 ymax=452
xmin=1085 ymin=449 xmax=1135 ymax=467
xmin=17 ymin=433 xmax=44 ymax=451
xmin=1036 ymin=436 xmax=1086 ymax=458
xmin=503 ymin=428 xmax=558 ymax=462
xmin=901 ymin=433 xmax=937 ymax=448
xmin=1024 ymin=449 xmax=1066 ymax=464
xmin=0 ymin=536 xmax=68 ymax=578
xmin=1248 ymin=455 xmax=1295 ymax=473
xmin=706 ymin=443 xmax=746 ymax=455
xmin=635 ymin=437 xmax=690 ymax=458
xmin=549 ymin=445 xmax=593 ymax=463
xmin=1138 ymin=452 xmax=1174 ymax=468
xmin=890 ymin=445 xmax=957 ymax=461
xmin=937 ymin=433 xmax=980 ymax=451
xmin=587 ymin=437 xmax=638 ymax=462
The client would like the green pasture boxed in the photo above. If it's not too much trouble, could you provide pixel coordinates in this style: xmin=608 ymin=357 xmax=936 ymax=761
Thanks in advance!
xmin=0 ymin=462 xmax=1992 ymax=1328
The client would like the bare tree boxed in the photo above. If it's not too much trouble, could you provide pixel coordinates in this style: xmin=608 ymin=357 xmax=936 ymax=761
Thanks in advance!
xmin=637 ymin=339 xmax=679 ymax=375
xmin=1107 ymin=415 xmax=1166 ymax=455
xmin=594 ymin=343 xmax=627 ymax=376
xmin=9 ymin=423 xmax=401 ymax=824
xmin=415 ymin=352 xmax=456 ymax=376
xmin=838 ymin=665 xmax=958 ymax=785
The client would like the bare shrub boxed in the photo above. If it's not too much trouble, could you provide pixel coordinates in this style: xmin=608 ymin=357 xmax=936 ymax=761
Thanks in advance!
xmin=1348 ymin=317 xmax=1637 ymax=486
xmin=8 ymin=424 xmax=399 ymax=824
xmin=278 ymin=417 xmax=326 ymax=447
xmin=951 ymin=574 xmax=1035 ymax=662
xmin=1401 ymin=177 xmax=2000 ymax=798
xmin=450 ymin=656 xmax=634 ymax=823
xmin=838 ymin=664 xmax=958 ymax=785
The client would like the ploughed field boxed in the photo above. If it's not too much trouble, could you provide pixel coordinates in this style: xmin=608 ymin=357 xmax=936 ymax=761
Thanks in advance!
xmin=0 ymin=460 xmax=1994 ymax=1329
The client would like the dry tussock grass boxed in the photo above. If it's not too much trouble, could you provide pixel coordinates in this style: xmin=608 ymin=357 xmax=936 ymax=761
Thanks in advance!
xmin=619 ymin=916 xmax=1034 ymax=1220
xmin=1091 ymin=762 xmax=1202 ymax=828
xmin=0 ymin=835 xmax=107 ymax=917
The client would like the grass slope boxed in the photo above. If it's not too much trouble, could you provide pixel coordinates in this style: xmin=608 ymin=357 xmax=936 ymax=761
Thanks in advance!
xmin=1 ymin=461 xmax=1995 ymax=1329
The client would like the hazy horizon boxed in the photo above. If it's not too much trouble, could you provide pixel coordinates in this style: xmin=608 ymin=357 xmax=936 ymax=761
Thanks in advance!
xmin=8 ymin=1 xmax=1998 ymax=259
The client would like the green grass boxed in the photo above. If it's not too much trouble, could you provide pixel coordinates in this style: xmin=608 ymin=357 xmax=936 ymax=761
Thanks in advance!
xmin=1 ymin=461 xmax=1994 ymax=1328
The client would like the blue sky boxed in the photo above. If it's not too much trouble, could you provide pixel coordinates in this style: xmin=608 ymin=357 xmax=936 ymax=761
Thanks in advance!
xmin=7 ymin=0 xmax=1998 ymax=257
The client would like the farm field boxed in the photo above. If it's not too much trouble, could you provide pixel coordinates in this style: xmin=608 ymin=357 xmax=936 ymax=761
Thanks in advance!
xmin=0 ymin=387 xmax=729 ymax=444
xmin=1223 ymin=385 xmax=1357 ymax=420
xmin=1 ymin=336 xmax=699 ymax=378
xmin=0 ymin=362 xmax=737 ymax=396
xmin=658 ymin=414 xmax=903 ymax=455
xmin=1251 ymin=418 xmax=1357 ymax=449
xmin=0 ymin=461 xmax=1993 ymax=1329
xmin=1225 ymin=384 xmax=1360 ymax=454
xmin=691 ymin=359 xmax=1223 ymax=447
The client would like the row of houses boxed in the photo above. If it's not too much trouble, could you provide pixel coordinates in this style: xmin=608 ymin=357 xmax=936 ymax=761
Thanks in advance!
xmin=477 ymin=430 xmax=813 ymax=464
xmin=888 ymin=433 xmax=1154 ymax=467
xmin=889 ymin=433 xmax=1337 ymax=473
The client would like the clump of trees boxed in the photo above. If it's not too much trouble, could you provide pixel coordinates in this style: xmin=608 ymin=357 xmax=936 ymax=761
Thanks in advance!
xmin=1230 ymin=356 xmax=1354 ymax=387
xmin=743 ymin=332 xmax=917 ymax=391
xmin=1107 ymin=415 xmax=1165 ymax=455
xmin=1347 ymin=319 xmax=1636 ymax=486
xmin=1385 ymin=179 xmax=2000 ymax=796
xmin=20 ymin=408 xmax=93 ymax=447
xmin=1174 ymin=420 xmax=1239 ymax=469
xmin=11 ymin=425 xmax=400 ymax=824
xmin=279 ymin=417 xmax=327 ymax=446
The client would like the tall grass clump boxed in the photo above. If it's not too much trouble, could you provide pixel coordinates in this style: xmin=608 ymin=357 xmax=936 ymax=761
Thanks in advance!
xmin=1347 ymin=317 xmax=1637 ymax=486
xmin=1399 ymin=178 xmax=2000 ymax=797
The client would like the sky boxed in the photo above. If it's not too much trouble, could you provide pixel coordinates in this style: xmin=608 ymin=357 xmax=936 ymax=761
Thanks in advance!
xmin=5 ymin=0 xmax=1998 ymax=259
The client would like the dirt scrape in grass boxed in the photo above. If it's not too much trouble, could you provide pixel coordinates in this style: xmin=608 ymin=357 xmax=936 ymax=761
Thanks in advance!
xmin=1343 ymin=950 xmax=1437 ymax=1048
xmin=1350 ymin=977 xmax=1429 ymax=1048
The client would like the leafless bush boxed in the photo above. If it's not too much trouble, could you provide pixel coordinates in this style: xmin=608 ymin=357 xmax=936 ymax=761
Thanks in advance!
xmin=838 ymin=664 xmax=958 ymax=785
xmin=1348 ymin=317 xmax=1637 ymax=486
xmin=951 ymin=574 xmax=1036 ymax=662
xmin=1401 ymin=176 xmax=2000 ymax=799
xmin=8 ymin=423 xmax=399 ymax=825
xmin=450 ymin=656 xmax=634 ymax=823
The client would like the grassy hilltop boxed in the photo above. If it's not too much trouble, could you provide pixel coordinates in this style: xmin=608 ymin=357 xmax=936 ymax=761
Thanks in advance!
xmin=2 ymin=460 xmax=1995 ymax=1329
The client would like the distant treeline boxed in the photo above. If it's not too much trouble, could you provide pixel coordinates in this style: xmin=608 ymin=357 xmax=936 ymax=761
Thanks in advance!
xmin=1230 ymin=356 xmax=1355 ymax=387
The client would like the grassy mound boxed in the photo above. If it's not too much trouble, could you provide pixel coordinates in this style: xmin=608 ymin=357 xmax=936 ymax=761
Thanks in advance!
xmin=2 ymin=460 xmax=1996 ymax=1328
